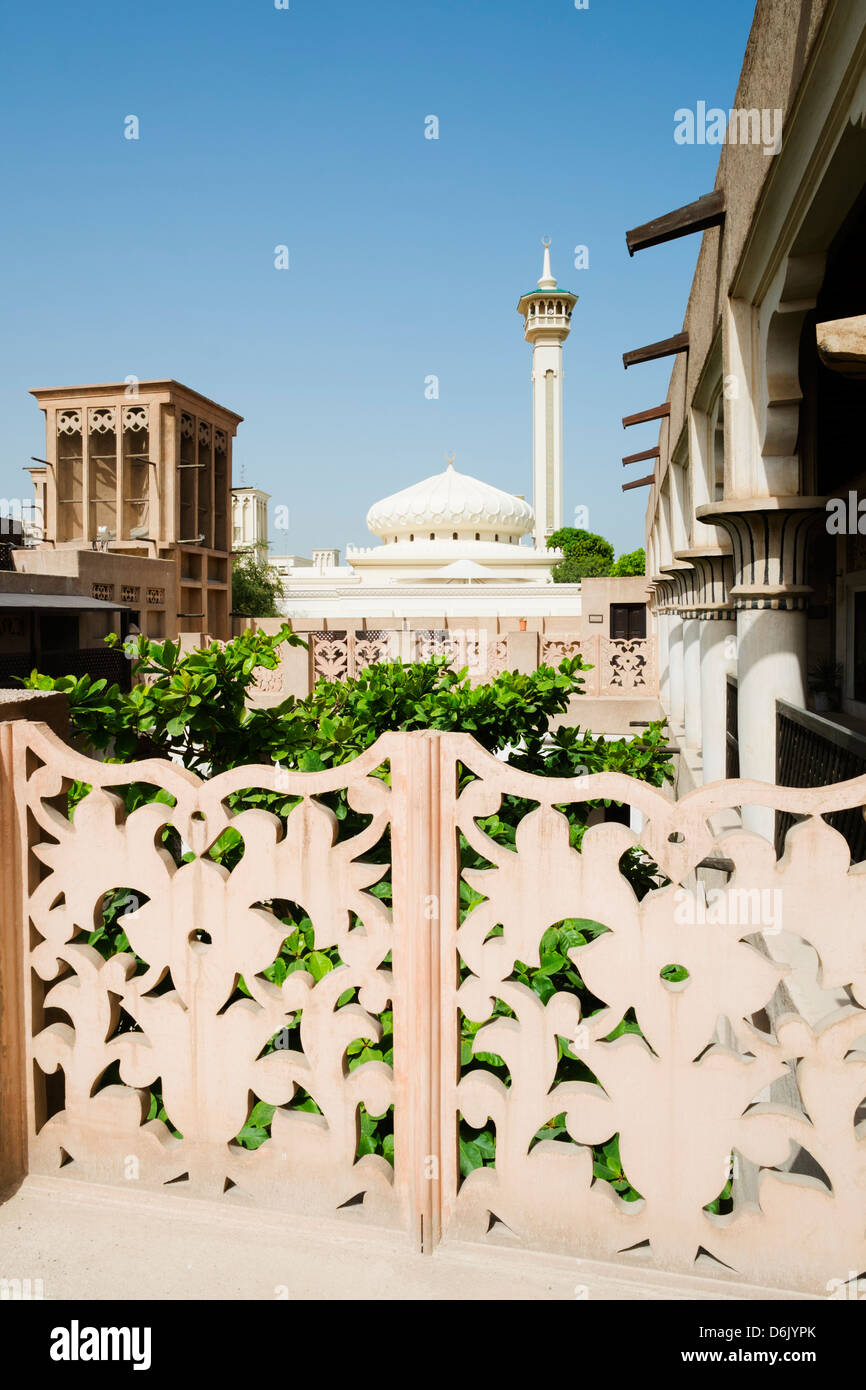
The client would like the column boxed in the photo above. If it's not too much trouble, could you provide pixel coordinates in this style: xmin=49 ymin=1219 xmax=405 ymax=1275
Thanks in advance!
xmin=660 ymin=565 xmax=692 ymax=731
xmin=678 ymin=550 xmax=734 ymax=772
xmin=667 ymin=614 xmax=685 ymax=729
xmin=699 ymin=616 xmax=737 ymax=784
xmin=736 ymin=606 xmax=808 ymax=836
xmin=656 ymin=607 xmax=671 ymax=713
xmin=682 ymin=620 xmax=702 ymax=749
xmin=696 ymin=499 xmax=822 ymax=840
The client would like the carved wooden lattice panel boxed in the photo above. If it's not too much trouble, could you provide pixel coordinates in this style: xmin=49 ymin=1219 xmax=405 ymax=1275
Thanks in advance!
xmin=438 ymin=734 xmax=866 ymax=1295
xmin=543 ymin=634 xmax=600 ymax=695
xmin=8 ymin=722 xmax=866 ymax=1289
xmin=414 ymin=630 xmax=451 ymax=663
xmin=540 ymin=635 xmax=582 ymax=666
xmin=461 ymin=635 xmax=508 ymax=686
xmin=308 ymin=631 xmax=513 ymax=687
xmin=12 ymin=722 xmax=422 ymax=1233
xmin=311 ymin=631 xmax=350 ymax=682
xmin=355 ymin=631 xmax=399 ymax=670
xmin=252 ymin=664 xmax=284 ymax=694
xmin=599 ymin=637 xmax=654 ymax=694
xmin=485 ymin=639 xmax=509 ymax=681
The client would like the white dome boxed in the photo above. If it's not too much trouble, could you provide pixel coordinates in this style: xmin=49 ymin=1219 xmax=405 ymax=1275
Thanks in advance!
xmin=366 ymin=463 xmax=534 ymax=542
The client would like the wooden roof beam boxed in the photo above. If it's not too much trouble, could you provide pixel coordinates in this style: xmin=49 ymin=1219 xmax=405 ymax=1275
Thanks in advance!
xmin=622 ymin=446 xmax=660 ymax=466
xmin=622 ymin=403 xmax=670 ymax=429
xmin=623 ymin=332 xmax=689 ymax=369
xmin=622 ymin=474 xmax=655 ymax=492
xmin=626 ymin=190 xmax=726 ymax=257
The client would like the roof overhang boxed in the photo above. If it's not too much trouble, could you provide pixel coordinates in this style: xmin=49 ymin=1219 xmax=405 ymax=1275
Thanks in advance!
xmin=0 ymin=592 xmax=132 ymax=611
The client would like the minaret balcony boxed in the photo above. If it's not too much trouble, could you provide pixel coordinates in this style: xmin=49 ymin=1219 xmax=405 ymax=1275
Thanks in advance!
xmin=519 ymin=295 xmax=577 ymax=343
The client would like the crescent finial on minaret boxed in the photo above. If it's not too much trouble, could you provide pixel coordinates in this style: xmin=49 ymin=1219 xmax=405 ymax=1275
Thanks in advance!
xmin=538 ymin=239 xmax=557 ymax=289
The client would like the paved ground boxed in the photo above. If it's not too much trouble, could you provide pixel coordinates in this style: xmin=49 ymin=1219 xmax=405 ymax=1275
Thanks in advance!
xmin=0 ymin=1176 xmax=812 ymax=1301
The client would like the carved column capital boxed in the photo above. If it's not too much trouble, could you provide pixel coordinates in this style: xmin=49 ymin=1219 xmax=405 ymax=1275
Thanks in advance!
xmin=695 ymin=498 xmax=826 ymax=610
xmin=658 ymin=561 xmax=695 ymax=614
xmin=673 ymin=547 xmax=735 ymax=619
xmin=648 ymin=577 xmax=677 ymax=615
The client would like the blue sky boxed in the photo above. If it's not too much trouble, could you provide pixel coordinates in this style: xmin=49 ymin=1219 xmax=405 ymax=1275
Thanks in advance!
xmin=0 ymin=0 xmax=756 ymax=559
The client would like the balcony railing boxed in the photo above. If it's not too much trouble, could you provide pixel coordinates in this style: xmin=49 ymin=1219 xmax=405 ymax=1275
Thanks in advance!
xmin=0 ymin=646 xmax=131 ymax=692
xmin=2 ymin=718 xmax=865 ymax=1295
xmin=726 ymin=674 xmax=739 ymax=779
xmin=776 ymin=698 xmax=866 ymax=859
xmin=309 ymin=630 xmax=657 ymax=696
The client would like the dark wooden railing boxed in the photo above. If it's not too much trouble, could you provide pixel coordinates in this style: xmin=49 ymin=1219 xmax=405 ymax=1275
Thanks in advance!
xmin=726 ymin=674 xmax=739 ymax=779
xmin=776 ymin=698 xmax=866 ymax=861
xmin=0 ymin=647 xmax=131 ymax=693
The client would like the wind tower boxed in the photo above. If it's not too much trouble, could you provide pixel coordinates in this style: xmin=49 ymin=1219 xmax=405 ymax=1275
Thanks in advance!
xmin=517 ymin=241 xmax=577 ymax=545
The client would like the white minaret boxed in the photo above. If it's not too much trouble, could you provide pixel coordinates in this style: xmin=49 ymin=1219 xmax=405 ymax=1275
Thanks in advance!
xmin=517 ymin=241 xmax=577 ymax=545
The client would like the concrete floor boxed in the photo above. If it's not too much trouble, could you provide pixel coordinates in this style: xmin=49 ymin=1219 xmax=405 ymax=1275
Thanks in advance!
xmin=0 ymin=1176 xmax=812 ymax=1301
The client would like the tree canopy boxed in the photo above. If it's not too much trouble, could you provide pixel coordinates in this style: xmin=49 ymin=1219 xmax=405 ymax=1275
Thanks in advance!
xmin=231 ymin=550 xmax=284 ymax=617
xmin=546 ymin=529 xmax=645 ymax=582
xmin=611 ymin=547 xmax=646 ymax=577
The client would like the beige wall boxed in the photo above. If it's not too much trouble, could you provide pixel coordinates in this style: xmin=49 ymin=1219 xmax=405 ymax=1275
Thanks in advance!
xmin=11 ymin=549 xmax=176 ymax=641
xmin=242 ymin=580 xmax=649 ymax=643
xmin=579 ymin=576 xmax=653 ymax=639
xmin=646 ymin=0 xmax=837 ymax=552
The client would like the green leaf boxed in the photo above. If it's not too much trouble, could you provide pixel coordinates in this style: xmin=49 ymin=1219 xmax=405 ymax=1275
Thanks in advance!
xmin=459 ymin=1138 xmax=484 ymax=1176
xmin=307 ymin=950 xmax=333 ymax=982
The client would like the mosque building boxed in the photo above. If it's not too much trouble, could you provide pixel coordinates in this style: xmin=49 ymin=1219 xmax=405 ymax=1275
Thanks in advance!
xmin=267 ymin=244 xmax=585 ymax=620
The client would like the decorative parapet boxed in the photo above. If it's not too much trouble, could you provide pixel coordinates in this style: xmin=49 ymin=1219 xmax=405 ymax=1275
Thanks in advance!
xmin=439 ymin=734 xmax=866 ymax=1291
xmin=310 ymin=630 xmax=350 ymax=681
xmin=311 ymin=630 xmax=508 ymax=687
xmin=310 ymin=632 xmax=657 ymax=697
xmin=597 ymin=637 xmax=656 ymax=694
xmin=696 ymin=498 xmax=826 ymax=611
xmin=3 ymin=721 xmax=412 ymax=1230
xmin=539 ymin=635 xmax=583 ymax=666
xmin=4 ymin=720 xmax=865 ymax=1291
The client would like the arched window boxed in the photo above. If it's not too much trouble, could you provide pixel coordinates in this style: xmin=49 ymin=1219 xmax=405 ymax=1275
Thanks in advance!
xmin=452 ymin=531 xmax=458 ymax=540
xmin=409 ymin=533 xmax=414 ymax=541
xmin=430 ymin=532 xmax=435 ymax=540
xmin=495 ymin=533 xmax=499 ymax=542
xmin=475 ymin=532 xmax=480 ymax=541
